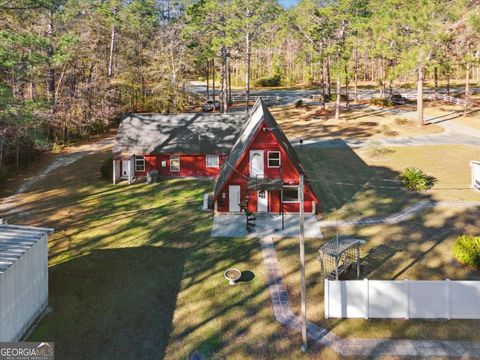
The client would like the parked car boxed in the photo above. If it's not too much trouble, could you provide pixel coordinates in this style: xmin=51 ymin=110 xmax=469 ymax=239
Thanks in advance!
xmin=202 ymin=100 xmax=221 ymax=112
xmin=390 ymin=94 xmax=408 ymax=105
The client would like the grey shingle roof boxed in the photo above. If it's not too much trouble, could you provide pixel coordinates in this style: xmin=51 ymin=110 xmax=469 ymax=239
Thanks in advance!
xmin=213 ymin=99 xmax=308 ymax=199
xmin=113 ymin=113 xmax=247 ymax=157
xmin=0 ymin=225 xmax=53 ymax=274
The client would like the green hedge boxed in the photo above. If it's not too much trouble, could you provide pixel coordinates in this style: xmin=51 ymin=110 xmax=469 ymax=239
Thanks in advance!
xmin=100 ymin=156 xmax=113 ymax=181
xmin=370 ymin=98 xmax=394 ymax=107
xmin=254 ymin=74 xmax=281 ymax=87
xmin=453 ymin=235 xmax=480 ymax=268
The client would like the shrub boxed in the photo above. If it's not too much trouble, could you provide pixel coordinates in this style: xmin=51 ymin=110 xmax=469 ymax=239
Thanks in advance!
xmin=294 ymin=99 xmax=303 ymax=108
xmin=399 ymin=167 xmax=435 ymax=191
xmin=100 ymin=156 xmax=113 ymax=181
xmin=380 ymin=124 xmax=398 ymax=136
xmin=366 ymin=141 xmax=394 ymax=158
xmin=254 ymin=74 xmax=281 ymax=87
xmin=394 ymin=117 xmax=410 ymax=126
xmin=370 ymin=98 xmax=394 ymax=107
xmin=327 ymin=93 xmax=348 ymax=102
xmin=453 ymin=235 xmax=480 ymax=268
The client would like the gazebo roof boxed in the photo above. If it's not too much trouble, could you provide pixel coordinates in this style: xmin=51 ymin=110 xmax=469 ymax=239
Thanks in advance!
xmin=319 ymin=236 xmax=365 ymax=258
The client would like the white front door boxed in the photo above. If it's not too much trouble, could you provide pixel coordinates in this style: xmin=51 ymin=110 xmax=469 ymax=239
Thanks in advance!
xmin=229 ymin=185 xmax=241 ymax=212
xmin=121 ymin=160 xmax=129 ymax=177
xmin=257 ymin=190 xmax=268 ymax=212
xmin=250 ymin=150 xmax=264 ymax=178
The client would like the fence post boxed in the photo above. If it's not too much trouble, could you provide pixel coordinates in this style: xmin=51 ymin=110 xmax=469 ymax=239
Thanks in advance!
xmin=325 ymin=279 xmax=329 ymax=319
xmin=364 ymin=278 xmax=369 ymax=319
xmin=446 ymin=279 xmax=451 ymax=320
xmin=404 ymin=279 xmax=410 ymax=320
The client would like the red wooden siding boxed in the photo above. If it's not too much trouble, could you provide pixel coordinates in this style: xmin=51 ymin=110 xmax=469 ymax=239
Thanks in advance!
xmin=215 ymin=122 xmax=319 ymax=214
xmin=134 ymin=154 xmax=226 ymax=177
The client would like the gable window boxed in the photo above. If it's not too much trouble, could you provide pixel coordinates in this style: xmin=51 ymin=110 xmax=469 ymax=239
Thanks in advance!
xmin=170 ymin=155 xmax=180 ymax=172
xmin=283 ymin=186 xmax=299 ymax=203
xmin=206 ymin=155 xmax=220 ymax=168
xmin=268 ymin=151 xmax=281 ymax=168
xmin=135 ymin=156 xmax=145 ymax=172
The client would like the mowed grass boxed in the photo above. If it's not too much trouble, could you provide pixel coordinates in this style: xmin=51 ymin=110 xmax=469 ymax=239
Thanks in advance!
xmin=272 ymin=144 xmax=480 ymax=340
xmin=297 ymin=144 xmax=480 ymax=219
xmin=9 ymin=148 xmax=339 ymax=359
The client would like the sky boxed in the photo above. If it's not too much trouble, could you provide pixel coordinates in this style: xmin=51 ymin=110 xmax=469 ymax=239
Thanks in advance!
xmin=279 ymin=0 xmax=298 ymax=8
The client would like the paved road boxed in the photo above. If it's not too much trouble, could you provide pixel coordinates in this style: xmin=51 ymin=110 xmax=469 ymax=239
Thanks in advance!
xmin=297 ymin=107 xmax=480 ymax=148
xmin=188 ymin=81 xmax=480 ymax=107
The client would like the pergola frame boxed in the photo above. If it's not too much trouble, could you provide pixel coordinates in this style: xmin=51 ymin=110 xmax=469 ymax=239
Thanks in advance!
xmin=318 ymin=236 xmax=365 ymax=280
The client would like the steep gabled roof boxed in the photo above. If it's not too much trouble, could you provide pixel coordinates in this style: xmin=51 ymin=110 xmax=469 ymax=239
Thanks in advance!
xmin=213 ymin=98 xmax=310 ymax=199
xmin=113 ymin=113 xmax=246 ymax=158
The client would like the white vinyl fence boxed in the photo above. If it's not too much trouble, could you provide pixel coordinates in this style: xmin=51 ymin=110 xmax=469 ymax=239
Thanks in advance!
xmin=0 ymin=225 xmax=51 ymax=341
xmin=471 ymin=161 xmax=480 ymax=190
xmin=325 ymin=279 xmax=480 ymax=319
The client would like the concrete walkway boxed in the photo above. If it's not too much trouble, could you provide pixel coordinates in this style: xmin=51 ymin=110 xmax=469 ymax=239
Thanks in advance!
xmin=260 ymin=235 xmax=480 ymax=358
xmin=211 ymin=213 xmax=323 ymax=238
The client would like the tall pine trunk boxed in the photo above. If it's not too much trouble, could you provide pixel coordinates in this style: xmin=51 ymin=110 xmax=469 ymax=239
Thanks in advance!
xmin=335 ymin=66 xmax=341 ymax=121
xmin=345 ymin=64 xmax=349 ymax=108
xmin=354 ymin=47 xmax=358 ymax=102
xmin=320 ymin=60 xmax=326 ymax=110
xmin=108 ymin=25 xmax=116 ymax=77
xmin=47 ymin=9 xmax=55 ymax=108
xmin=326 ymin=56 xmax=331 ymax=98
xmin=206 ymin=61 xmax=210 ymax=100
xmin=220 ymin=45 xmax=228 ymax=113
xmin=417 ymin=66 xmax=424 ymax=127
xmin=433 ymin=66 xmax=438 ymax=99
xmin=212 ymin=59 xmax=216 ymax=104
xmin=245 ymin=30 xmax=251 ymax=113
xmin=465 ymin=61 xmax=470 ymax=115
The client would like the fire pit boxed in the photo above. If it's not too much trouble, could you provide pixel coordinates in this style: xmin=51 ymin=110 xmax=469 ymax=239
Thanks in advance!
xmin=224 ymin=268 xmax=241 ymax=285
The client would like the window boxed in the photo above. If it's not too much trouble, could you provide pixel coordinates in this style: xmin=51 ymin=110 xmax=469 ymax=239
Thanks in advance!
xmin=170 ymin=155 xmax=180 ymax=172
xmin=135 ymin=156 xmax=145 ymax=172
xmin=268 ymin=151 xmax=281 ymax=168
xmin=206 ymin=155 xmax=220 ymax=168
xmin=283 ymin=186 xmax=299 ymax=203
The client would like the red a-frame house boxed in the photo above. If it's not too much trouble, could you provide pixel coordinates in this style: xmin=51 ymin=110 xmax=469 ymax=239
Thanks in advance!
xmin=213 ymin=99 xmax=320 ymax=214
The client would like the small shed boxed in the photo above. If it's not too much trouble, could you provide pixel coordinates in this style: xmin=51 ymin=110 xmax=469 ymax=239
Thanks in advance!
xmin=0 ymin=224 xmax=53 ymax=341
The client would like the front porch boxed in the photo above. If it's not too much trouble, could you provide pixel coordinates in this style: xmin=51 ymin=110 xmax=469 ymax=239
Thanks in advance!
xmin=211 ymin=213 xmax=323 ymax=238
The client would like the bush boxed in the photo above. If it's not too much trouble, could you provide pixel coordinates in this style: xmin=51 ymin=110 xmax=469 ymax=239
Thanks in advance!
xmin=399 ymin=167 xmax=435 ymax=191
xmin=394 ymin=117 xmax=410 ymax=126
xmin=100 ymin=156 xmax=113 ymax=181
xmin=453 ymin=235 xmax=480 ymax=268
xmin=370 ymin=98 xmax=394 ymax=107
xmin=327 ymin=93 xmax=348 ymax=102
xmin=380 ymin=124 xmax=398 ymax=136
xmin=254 ymin=74 xmax=281 ymax=87
xmin=366 ymin=141 xmax=394 ymax=158
xmin=294 ymin=99 xmax=303 ymax=108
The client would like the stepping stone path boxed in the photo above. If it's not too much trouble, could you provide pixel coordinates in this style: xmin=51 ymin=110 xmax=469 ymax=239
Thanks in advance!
xmin=260 ymin=200 xmax=480 ymax=357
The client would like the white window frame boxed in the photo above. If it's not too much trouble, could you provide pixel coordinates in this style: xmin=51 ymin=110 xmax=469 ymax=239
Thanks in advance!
xmin=170 ymin=155 xmax=180 ymax=172
xmin=206 ymin=154 xmax=220 ymax=168
xmin=283 ymin=185 xmax=299 ymax=203
xmin=135 ymin=155 xmax=145 ymax=172
xmin=267 ymin=151 xmax=281 ymax=168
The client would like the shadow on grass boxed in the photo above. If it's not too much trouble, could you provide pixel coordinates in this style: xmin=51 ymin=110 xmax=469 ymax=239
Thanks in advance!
xmin=298 ymin=140 xmax=429 ymax=219
xmin=29 ymin=246 xmax=187 ymax=360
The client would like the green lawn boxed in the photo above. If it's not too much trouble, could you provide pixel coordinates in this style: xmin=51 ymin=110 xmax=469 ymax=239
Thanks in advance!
xmin=9 ymin=148 xmax=337 ymax=359
xmin=6 ymin=140 xmax=480 ymax=357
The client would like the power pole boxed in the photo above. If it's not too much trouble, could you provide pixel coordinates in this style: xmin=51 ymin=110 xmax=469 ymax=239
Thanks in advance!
xmin=299 ymin=174 xmax=307 ymax=352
